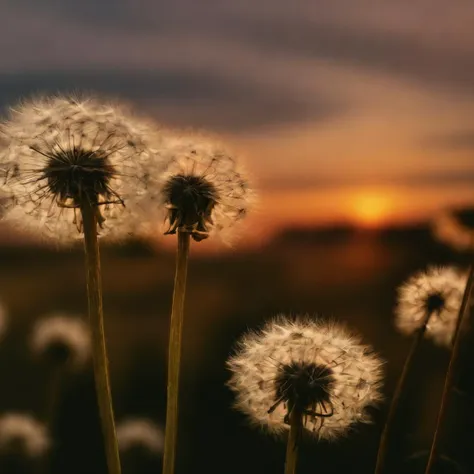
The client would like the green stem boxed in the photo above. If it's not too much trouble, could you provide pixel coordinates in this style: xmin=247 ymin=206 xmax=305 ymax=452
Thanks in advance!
xmin=284 ymin=409 xmax=301 ymax=474
xmin=424 ymin=265 xmax=474 ymax=474
xmin=374 ymin=310 xmax=433 ymax=474
xmin=81 ymin=202 xmax=121 ymax=474
xmin=162 ymin=231 xmax=190 ymax=474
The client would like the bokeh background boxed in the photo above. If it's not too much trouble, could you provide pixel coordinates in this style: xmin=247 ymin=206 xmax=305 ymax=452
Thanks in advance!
xmin=1 ymin=1 xmax=474 ymax=473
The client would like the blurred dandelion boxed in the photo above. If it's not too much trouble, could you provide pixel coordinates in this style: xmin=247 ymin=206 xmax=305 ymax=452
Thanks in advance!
xmin=394 ymin=266 xmax=467 ymax=347
xmin=425 ymin=266 xmax=474 ymax=474
xmin=0 ymin=413 xmax=50 ymax=457
xmin=117 ymin=418 xmax=164 ymax=454
xmin=118 ymin=419 xmax=164 ymax=474
xmin=432 ymin=209 xmax=474 ymax=252
xmin=0 ymin=95 xmax=162 ymax=474
xmin=376 ymin=266 xmax=468 ymax=474
xmin=0 ymin=413 xmax=50 ymax=474
xmin=227 ymin=317 xmax=383 ymax=474
xmin=31 ymin=314 xmax=91 ymax=369
xmin=156 ymin=133 xmax=254 ymax=474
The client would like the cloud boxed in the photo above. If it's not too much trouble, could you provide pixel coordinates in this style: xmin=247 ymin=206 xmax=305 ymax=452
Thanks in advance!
xmin=0 ymin=70 xmax=344 ymax=132
xmin=421 ymin=131 xmax=474 ymax=150
xmin=261 ymin=169 xmax=474 ymax=191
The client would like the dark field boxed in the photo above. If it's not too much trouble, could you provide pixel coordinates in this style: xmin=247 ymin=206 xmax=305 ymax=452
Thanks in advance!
xmin=0 ymin=224 xmax=473 ymax=474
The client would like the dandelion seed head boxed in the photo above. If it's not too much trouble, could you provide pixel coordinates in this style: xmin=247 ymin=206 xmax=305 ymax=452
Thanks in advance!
xmin=394 ymin=266 xmax=467 ymax=347
xmin=227 ymin=317 xmax=383 ymax=440
xmin=0 ymin=95 xmax=161 ymax=243
xmin=133 ymin=131 xmax=254 ymax=244
xmin=0 ymin=413 xmax=50 ymax=457
xmin=30 ymin=314 xmax=91 ymax=368
xmin=117 ymin=418 xmax=164 ymax=455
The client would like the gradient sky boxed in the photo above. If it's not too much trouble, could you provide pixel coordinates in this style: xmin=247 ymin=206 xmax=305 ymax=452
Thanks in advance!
xmin=1 ymin=1 xmax=474 ymax=240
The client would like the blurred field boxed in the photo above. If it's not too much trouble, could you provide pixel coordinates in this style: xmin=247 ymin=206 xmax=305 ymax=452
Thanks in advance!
xmin=0 ymin=223 xmax=473 ymax=474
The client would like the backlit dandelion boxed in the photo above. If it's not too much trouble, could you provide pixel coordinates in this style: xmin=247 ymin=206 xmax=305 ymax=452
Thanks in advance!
xmin=0 ymin=94 xmax=163 ymax=474
xmin=159 ymin=133 xmax=253 ymax=243
xmin=155 ymin=132 xmax=254 ymax=474
xmin=227 ymin=317 xmax=382 ymax=474
xmin=228 ymin=317 xmax=383 ymax=439
xmin=0 ymin=413 xmax=50 ymax=457
xmin=30 ymin=314 xmax=91 ymax=369
xmin=394 ymin=266 xmax=467 ymax=347
xmin=117 ymin=419 xmax=164 ymax=454
xmin=0 ymin=95 xmax=157 ymax=243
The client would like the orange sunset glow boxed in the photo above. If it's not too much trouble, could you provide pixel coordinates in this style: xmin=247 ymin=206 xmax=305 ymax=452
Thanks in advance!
xmin=1 ymin=1 xmax=474 ymax=248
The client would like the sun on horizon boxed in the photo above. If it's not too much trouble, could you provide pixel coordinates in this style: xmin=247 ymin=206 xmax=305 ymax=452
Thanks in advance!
xmin=349 ymin=191 xmax=394 ymax=228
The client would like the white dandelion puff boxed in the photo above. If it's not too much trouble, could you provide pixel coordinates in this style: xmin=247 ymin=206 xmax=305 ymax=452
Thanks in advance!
xmin=0 ymin=413 xmax=50 ymax=457
xmin=0 ymin=95 xmax=162 ymax=244
xmin=117 ymin=418 xmax=164 ymax=455
xmin=227 ymin=316 xmax=383 ymax=441
xmin=133 ymin=131 xmax=255 ymax=244
xmin=432 ymin=210 xmax=474 ymax=252
xmin=394 ymin=266 xmax=467 ymax=347
xmin=30 ymin=314 xmax=91 ymax=369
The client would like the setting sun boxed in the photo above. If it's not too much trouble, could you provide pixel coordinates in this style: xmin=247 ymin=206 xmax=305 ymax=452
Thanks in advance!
xmin=350 ymin=192 xmax=393 ymax=227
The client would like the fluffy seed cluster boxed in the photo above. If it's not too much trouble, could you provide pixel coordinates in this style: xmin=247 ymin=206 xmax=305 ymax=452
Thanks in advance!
xmin=432 ymin=211 xmax=474 ymax=252
xmin=0 ymin=95 xmax=160 ymax=244
xmin=227 ymin=317 xmax=383 ymax=441
xmin=0 ymin=413 xmax=50 ymax=457
xmin=137 ymin=132 xmax=254 ymax=244
xmin=395 ymin=266 xmax=467 ymax=347
xmin=30 ymin=314 xmax=91 ymax=369
xmin=117 ymin=418 xmax=164 ymax=454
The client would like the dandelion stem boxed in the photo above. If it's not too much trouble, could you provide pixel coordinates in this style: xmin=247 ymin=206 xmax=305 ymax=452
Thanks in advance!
xmin=424 ymin=265 xmax=474 ymax=474
xmin=375 ymin=309 xmax=433 ymax=474
xmin=284 ymin=409 xmax=301 ymax=474
xmin=163 ymin=230 xmax=190 ymax=474
xmin=81 ymin=201 xmax=121 ymax=474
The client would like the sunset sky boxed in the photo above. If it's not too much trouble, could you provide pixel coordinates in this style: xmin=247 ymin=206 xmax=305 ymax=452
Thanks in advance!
xmin=1 ymin=1 xmax=474 ymax=240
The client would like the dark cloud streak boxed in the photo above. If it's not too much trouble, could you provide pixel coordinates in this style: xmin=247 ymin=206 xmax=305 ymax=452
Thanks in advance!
xmin=0 ymin=70 xmax=344 ymax=132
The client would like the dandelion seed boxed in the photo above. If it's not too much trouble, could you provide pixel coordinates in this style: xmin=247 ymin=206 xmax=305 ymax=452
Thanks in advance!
xmin=394 ymin=266 xmax=467 ymax=347
xmin=30 ymin=314 xmax=91 ymax=369
xmin=117 ymin=419 xmax=164 ymax=455
xmin=0 ymin=95 xmax=159 ymax=243
xmin=227 ymin=316 xmax=383 ymax=441
xmin=0 ymin=413 xmax=50 ymax=457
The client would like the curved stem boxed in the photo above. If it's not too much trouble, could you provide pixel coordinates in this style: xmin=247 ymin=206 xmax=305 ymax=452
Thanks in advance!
xmin=81 ymin=202 xmax=121 ymax=474
xmin=374 ymin=310 xmax=433 ymax=474
xmin=424 ymin=265 xmax=474 ymax=474
xmin=162 ymin=231 xmax=190 ymax=474
xmin=284 ymin=409 xmax=301 ymax=474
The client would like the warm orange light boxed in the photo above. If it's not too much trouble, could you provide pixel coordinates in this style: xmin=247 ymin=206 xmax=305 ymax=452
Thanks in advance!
xmin=350 ymin=192 xmax=392 ymax=227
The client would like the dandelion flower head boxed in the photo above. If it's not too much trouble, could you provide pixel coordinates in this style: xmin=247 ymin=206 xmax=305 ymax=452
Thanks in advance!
xmin=139 ymin=132 xmax=254 ymax=244
xmin=117 ymin=418 xmax=164 ymax=454
xmin=30 ymin=313 xmax=91 ymax=368
xmin=395 ymin=266 xmax=467 ymax=347
xmin=0 ymin=95 xmax=160 ymax=243
xmin=0 ymin=413 xmax=50 ymax=457
xmin=227 ymin=317 xmax=383 ymax=441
